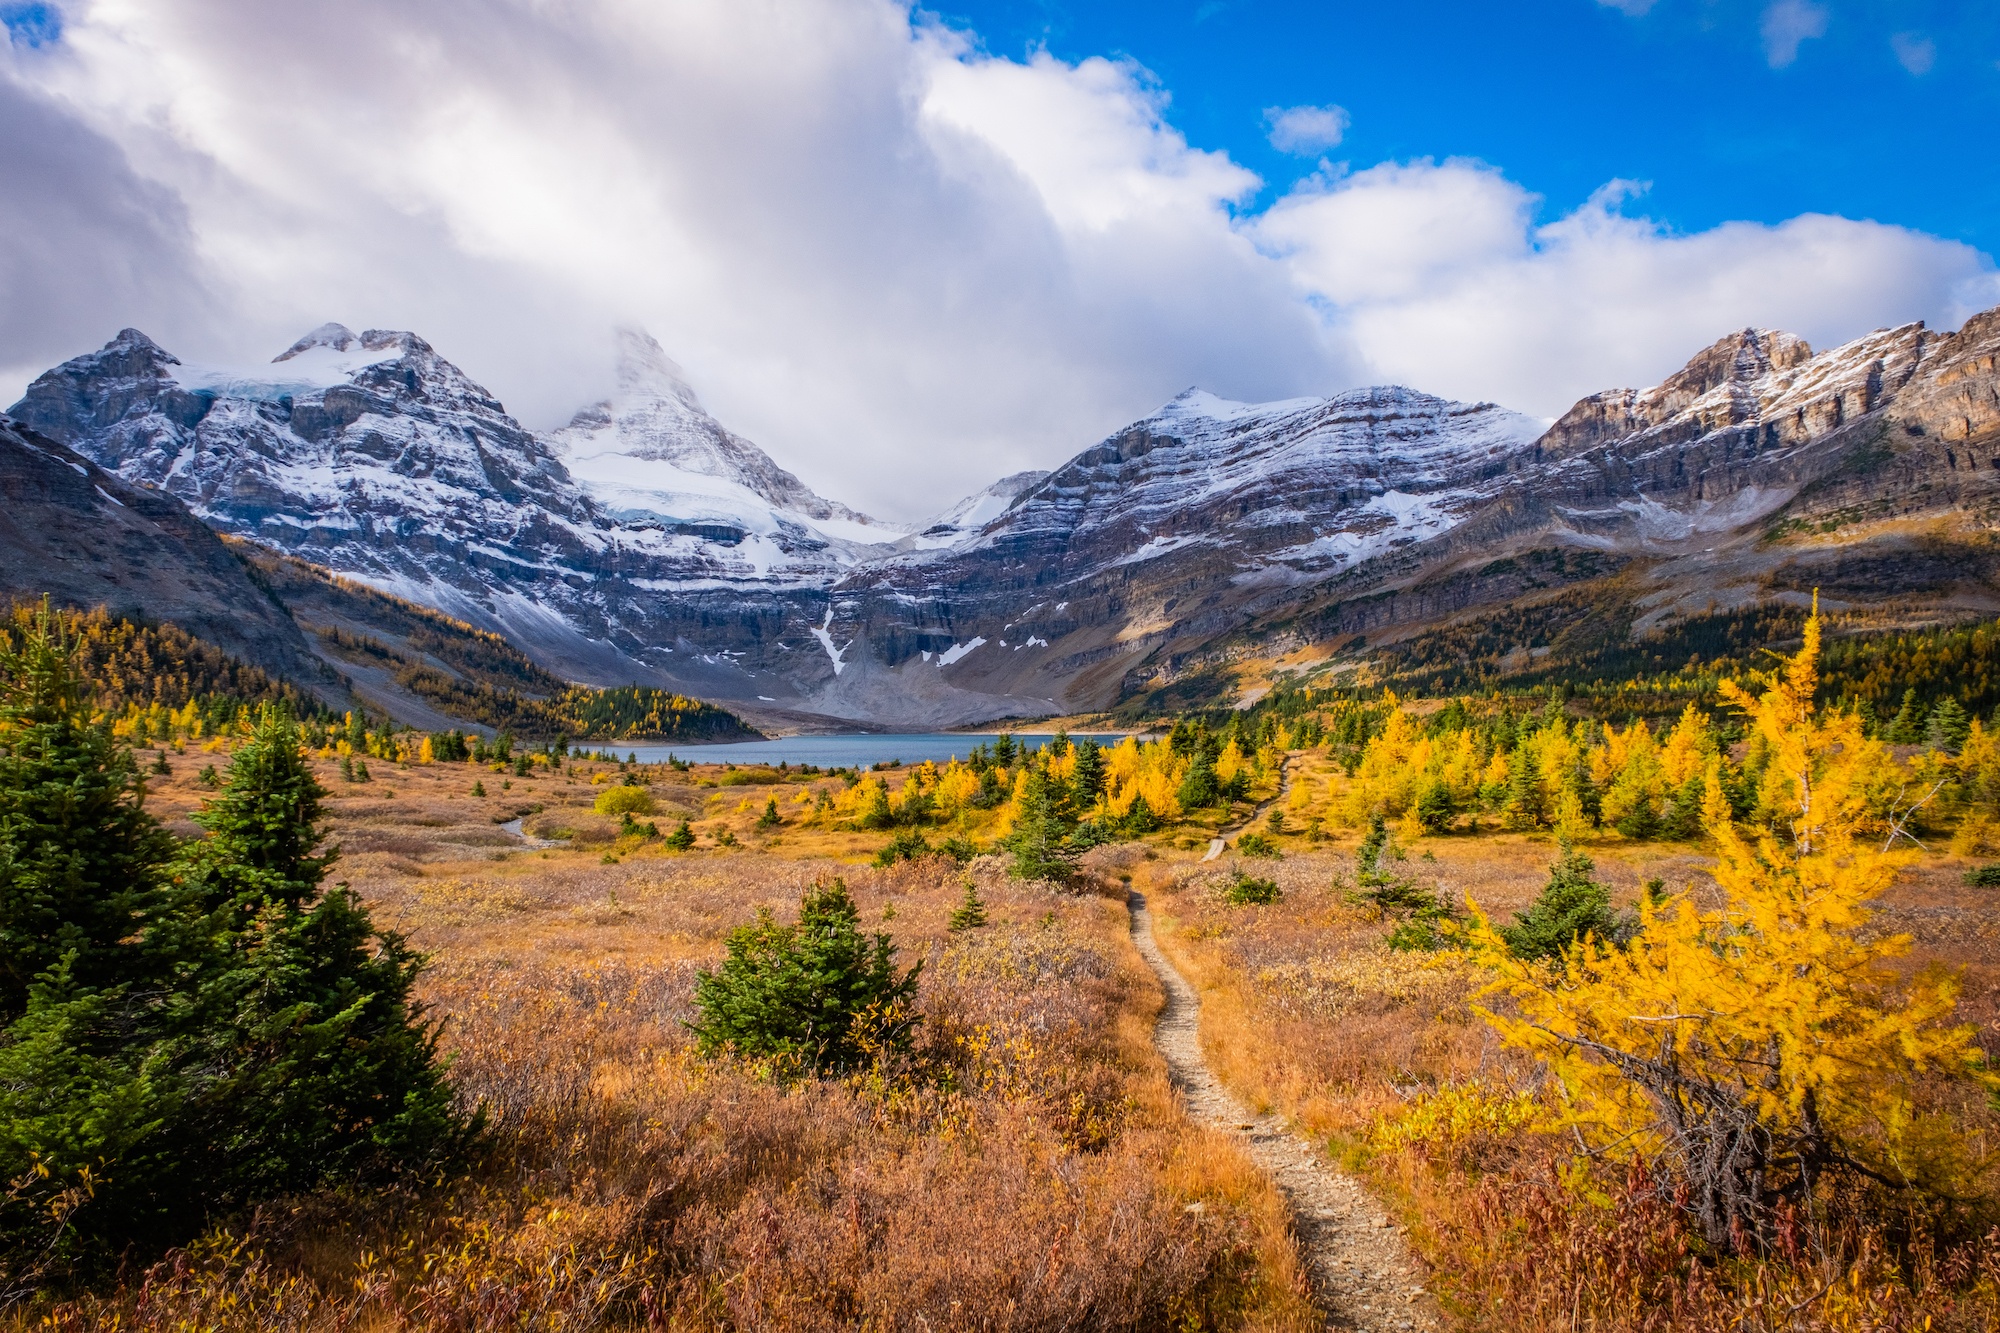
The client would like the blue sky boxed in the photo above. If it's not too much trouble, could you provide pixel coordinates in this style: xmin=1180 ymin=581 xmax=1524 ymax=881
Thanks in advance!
xmin=939 ymin=0 xmax=2000 ymax=250
xmin=3 ymin=1 xmax=1996 ymax=517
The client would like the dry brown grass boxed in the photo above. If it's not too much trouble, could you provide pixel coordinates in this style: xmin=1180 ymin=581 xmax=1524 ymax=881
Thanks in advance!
xmin=17 ymin=752 xmax=1323 ymax=1330
xmin=1139 ymin=825 xmax=2000 ymax=1331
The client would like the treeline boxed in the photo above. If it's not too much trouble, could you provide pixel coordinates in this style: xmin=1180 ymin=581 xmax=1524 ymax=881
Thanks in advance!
xmin=315 ymin=626 xmax=756 ymax=741
xmin=1261 ymin=605 xmax=2000 ymax=738
xmin=240 ymin=546 xmax=572 ymax=695
xmin=2 ymin=601 xmax=328 ymax=742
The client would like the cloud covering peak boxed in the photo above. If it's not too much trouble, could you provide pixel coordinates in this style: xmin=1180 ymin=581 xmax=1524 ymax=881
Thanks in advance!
xmin=0 ymin=0 xmax=1992 ymax=520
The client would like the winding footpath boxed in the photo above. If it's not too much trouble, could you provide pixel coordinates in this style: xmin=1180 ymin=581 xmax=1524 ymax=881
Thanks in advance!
xmin=1204 ymin=750 xmax=1301 ymax=861
xmin=1128 ymin=889 xmax=1440 ymax=1332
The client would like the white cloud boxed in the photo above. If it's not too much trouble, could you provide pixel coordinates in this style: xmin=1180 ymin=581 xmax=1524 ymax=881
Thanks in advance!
xmin=1595 ymin=0 xmax=1660 ymax=15
xmin=1263 ymin=104 xmax=1349 ymax=156
xmin=1892 ymin=32 xmax=1937 ymax=76
xmin=1255 ymin=164 xmax=2000 ymax=417
xmin=0 ymin=0 xmax=1992 ymax=522
xmin=1761 ymin=0 xmax=1829 ymax=68
xmin=0 ymin=0 xmax=1343 ymax=520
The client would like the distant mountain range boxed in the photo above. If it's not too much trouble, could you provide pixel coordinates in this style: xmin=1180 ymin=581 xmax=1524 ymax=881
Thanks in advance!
xmin=8 ymin=303 xmax=1997 ymax=728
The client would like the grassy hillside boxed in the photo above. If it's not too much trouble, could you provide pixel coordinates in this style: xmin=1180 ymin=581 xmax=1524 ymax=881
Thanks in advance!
xmin=2 ymin=600 xmax=330 ymax=739
xmin=237 ymin=547 xmax=761 ymax=741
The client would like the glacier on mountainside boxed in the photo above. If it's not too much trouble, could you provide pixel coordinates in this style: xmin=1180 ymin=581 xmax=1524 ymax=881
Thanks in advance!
xmin=543 ymin=329 xmax=910 ymax=582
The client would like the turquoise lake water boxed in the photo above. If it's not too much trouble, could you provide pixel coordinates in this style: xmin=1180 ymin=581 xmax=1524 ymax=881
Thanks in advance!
xmin=595 ymin=733 xmax=1123 ymax=769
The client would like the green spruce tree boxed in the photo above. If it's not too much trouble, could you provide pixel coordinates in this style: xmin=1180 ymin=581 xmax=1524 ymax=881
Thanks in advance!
xmin=1006 ymin=768 xmax=1080 ymax=884
xmin=947 ymin=879 xmax=988 ymax=932
xmin=1499 ymin=841 xmax=1621 ymax=962
xmin=1503 ymin=740 xmax=1545 ymax=830
xmin=0 ymin=600 xmax=176 ymax=1019
xmin=1924 ymin=696 xmax=1971 ymax=755
xmin=1071 ymin=738 xmax=1106 ymax=807
xmin=689 ymin=878 xmax=921 ymax=1076
xmin=1886 ymin=688 xmax=1925 ymax=744
xmin=171 ymin=707 xmax=468 ymax=1206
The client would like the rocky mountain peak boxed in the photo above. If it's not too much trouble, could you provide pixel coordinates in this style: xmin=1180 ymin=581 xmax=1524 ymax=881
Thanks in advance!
xmin=1658 ymin=327 xmax=1815 ymax=403
xmin=612 ymin=327 xmax=702 ymax=408
xmin=276 ymin=322 xmax=361 ymax=359
xmin=547 ymin=329 xmax=885 ymax=535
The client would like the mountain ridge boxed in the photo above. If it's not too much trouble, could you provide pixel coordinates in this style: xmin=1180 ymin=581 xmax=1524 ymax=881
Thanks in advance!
xmin=12 ymin=306 xmax=1999 ymax=727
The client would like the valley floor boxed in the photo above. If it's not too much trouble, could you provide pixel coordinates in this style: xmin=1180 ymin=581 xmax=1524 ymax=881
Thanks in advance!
xmin=29 ymin=745 xmax=2000 ymax=1331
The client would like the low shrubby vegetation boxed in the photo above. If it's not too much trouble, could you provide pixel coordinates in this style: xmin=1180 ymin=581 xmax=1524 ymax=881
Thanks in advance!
xmin=13 ymin=581 xmax=2000 ymax=1331
xmin=1148 ymin=612 xmax=2000 ymax=1330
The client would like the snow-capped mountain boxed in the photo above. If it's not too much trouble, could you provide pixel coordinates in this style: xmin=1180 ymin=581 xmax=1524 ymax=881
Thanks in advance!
xmin=545 ymin=328 xmax=907 ymax=575
xmin=791 ymin=386 xmax=1546 ymax=719
xmin=7 ymin=323 xmax=892 ymax=694
xmin=14 ymin=304 xmax=1999 ymax=727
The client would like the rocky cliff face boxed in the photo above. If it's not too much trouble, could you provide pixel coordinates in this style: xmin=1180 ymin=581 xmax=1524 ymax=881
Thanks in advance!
xmin=1235 ymin=308 xmax=2000 ymax=665
xmin=0 ymin=413 xmax=330 ymax=688
xmin=15 ymin=305 xmax=2000 ymax=726
xmin=8 ymin=325 xmax=893 ymax=705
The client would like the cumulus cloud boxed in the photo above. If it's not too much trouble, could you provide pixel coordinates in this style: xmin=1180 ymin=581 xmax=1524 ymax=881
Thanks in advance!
xmin=1263 ymin=104 xmax=1349 ymax=156
xmin=1891 ymin=32 xmax=1937 ymax=76
xmin=0 ymin=0 xmax=1992 ymax=521
xmin=1255 ymin=163 xmax=2000 ymax=416
xmin=0 ymin=0 xmax=1346 ymax=519
xmin=1761 ymin=0 xmax=1829 ymax=68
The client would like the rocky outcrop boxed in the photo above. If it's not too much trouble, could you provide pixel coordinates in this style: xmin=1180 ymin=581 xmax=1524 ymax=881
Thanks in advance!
xmin=0 ymin=414 xmax=330 ymax=688
xmin=15 ymin=303 xmax=2000 ymax=725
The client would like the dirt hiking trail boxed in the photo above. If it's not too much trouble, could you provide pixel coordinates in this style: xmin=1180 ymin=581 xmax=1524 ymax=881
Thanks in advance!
xmin=1128 ymin=889 xmax=1440 ymax=1332
xmin=1203 ymin=751 xmax=1299 ymax=862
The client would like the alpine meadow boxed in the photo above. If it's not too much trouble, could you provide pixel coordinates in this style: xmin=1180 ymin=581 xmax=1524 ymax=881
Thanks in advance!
xmin=6 ymin=2 xmax=2000 ymax=1330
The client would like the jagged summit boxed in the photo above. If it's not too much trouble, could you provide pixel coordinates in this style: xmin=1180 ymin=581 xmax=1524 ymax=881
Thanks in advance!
xmin=611 ymin=327 xmax=702 ymax=406
xmin=277 ymin=322 xmax=361 ymax=359
xmin=545 ymin=327 xmax=894 ymax=546
xmin=910 ymin=470 xmax=1051 ymax=544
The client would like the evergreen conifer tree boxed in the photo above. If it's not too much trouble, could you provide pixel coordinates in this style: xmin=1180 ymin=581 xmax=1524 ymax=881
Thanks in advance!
xmin=689 ymin=878 xmax=921 ymax=1076
xmin=1006 ymin=768 xmax=1080 ymax=884
xmin=1071 ymin=738 xmax=1106 ymax=806
xmin=1176 ymin=748 xmax=1219 ymax=810
xmin=947 ymin=879 xmax=988 ymax=932
xmin=1504 ymin=741 xmax=1545 ymax=830
xmin=1415 ymin=776 xmax=1456 ymax=833
xmin=1122 ymin=792 xmax=1161 ymax=834
xmin=1924 ymin=696 xmax=1970 ymax=754
xmin=1499 ymin=842 xmax=1620 ymax=962
xmin=171 ymin=707 xmax=467 ymax=1205
xmin=0 ymin=600 xmax=175 ymax=1020
xmin=1886 ymin=688 xmax=1925 ymax=744
xmin=0 ymin=605 xmax=183 ymax=1257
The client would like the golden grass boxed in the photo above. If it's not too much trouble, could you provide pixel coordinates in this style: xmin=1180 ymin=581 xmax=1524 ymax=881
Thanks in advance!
xmin=1140 ymin=825 xmax=2000 ymax=1332
xmin=15 ymin=752 xmax=1322 ymax=1330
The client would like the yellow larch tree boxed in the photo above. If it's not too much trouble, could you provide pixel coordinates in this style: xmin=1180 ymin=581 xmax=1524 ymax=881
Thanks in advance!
xmin=1467 ymin=607 xmax=1992 ymax=1250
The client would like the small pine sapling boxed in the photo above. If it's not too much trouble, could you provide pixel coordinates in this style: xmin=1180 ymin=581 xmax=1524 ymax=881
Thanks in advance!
xmin=948 ymin=879 xmax=989 ymax=931
xmin=689 ymin=877 xmax=921 ymax=1078
xmin=1223 ymin=870 xmax=1281 ymax=905
xmin=1498 ymin=841 xmax=1621 ymax=961
xmin=1233 ymin=831 xmax=1282 ymax=859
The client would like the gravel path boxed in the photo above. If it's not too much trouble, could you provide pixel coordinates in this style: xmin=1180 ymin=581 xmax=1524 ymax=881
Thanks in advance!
xmin=1204 ymin=751 xmax=1300 ymax=862
xmin=1129 ymin=889 xmax=1440 ymax=1332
